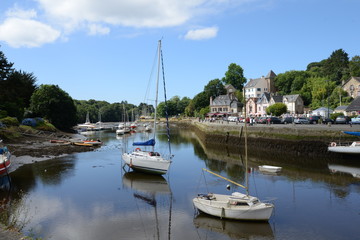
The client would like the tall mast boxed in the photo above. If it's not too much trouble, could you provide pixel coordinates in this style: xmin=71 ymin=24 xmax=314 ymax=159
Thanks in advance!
xmin=244 ymin=90 xmax=249 ymax=195
xmin=153 ymin=40 xmax=161 ymax=142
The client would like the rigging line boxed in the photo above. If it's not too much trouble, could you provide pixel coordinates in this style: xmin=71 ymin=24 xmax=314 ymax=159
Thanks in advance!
xmin=160 ymin=45 xmax=172 ymax=156
xmin=143 ymin=44 xmax=159 ymax=105
xmin=202 ymin=169 xmax=209 ymax=193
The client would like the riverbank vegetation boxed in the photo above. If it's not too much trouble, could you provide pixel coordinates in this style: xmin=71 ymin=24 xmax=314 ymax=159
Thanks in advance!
xmin=1 ymin=47 xmax=359 ymax=131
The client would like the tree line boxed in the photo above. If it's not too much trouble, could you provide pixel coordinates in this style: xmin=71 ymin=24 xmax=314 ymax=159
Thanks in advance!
xmin=1 ymin=47 xmax=359 ymax=131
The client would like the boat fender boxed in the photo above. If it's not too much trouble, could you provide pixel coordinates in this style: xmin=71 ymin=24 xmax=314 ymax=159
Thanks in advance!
xmin=330 ymin=142 xmax=336 ymax=147
xmin=135 ymin=148 xmax=141 ymax=151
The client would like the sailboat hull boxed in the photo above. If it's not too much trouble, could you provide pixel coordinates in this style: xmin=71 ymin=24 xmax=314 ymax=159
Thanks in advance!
xmin=193 ymin=193 xmax=274 ymax=221
xmin=122 ymin=151 xmax=171 ymax=175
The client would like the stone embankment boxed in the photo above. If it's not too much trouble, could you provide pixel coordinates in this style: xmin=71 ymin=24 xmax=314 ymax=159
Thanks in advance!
xmin=175 ymin=120 xmax=360 ymax=160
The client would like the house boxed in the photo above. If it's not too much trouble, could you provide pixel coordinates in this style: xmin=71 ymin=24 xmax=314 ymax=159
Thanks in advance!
xmin=346 ymin=96 xmax=360 ymax=115
xmin=312 ymin=107 xmax=333 ymax=118
xmin=334 ymin=105 xmax=348 ymax=116
xmin=209 ymin=84 xmax=242 ymax=117
xmin=342 ymin=76 xmax=360 ymax=98
xmin=282 ymin=94 xmax=304 ymax=114
xmin=244 ymin=70 xmax=276 ymax=99
xmin=256 ymin=92 xmax=271 ymax=116
xmin=246 ymin=97 xmax=258 ymax=116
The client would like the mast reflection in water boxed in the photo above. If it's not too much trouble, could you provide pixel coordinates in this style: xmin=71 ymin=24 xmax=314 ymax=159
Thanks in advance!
xmin=0 ymin=127 xmax=359 ymax=239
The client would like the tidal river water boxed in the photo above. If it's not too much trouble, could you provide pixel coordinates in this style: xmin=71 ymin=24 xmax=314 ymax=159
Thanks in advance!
xmin=1 ymin=126 xmax=360 ymax=239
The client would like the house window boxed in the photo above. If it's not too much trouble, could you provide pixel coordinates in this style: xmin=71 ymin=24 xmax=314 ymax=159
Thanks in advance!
xmin=223 ymin=108 xmax=228 ymax=112
xmin=218 ymin=108 xmax=222 ymax=112
xmin=257 ymin=88 xmax=261 ymax=91
xmin=264 ymin=88 xmax=268 ymax=91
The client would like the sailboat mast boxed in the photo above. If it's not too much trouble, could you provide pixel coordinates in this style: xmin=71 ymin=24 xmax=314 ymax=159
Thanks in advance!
xmin=153 ymin=40 xmax=161 ymax=142
xmin=243 ymin=91 xmax=249 ymax=195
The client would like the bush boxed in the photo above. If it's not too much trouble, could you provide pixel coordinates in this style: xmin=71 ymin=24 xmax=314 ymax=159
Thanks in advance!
xmin=0 ymin=117 xmax=19 ymax=126
xmin=36 ymin=122 xmax=56 ymax=132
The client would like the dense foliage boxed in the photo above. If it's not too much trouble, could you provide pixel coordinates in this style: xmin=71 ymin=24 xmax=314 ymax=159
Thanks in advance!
xmin=29 ymin=85 xmax=77 ymax=130
xmin=266 ymin=103 xmax=287 ymax=116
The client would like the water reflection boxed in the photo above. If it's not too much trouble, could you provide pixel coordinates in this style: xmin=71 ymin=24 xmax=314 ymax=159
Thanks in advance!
xmin=194 ymin=213 xmax=274 ymax=239
xmin=0 ymin=127 xmax=359 ymax=239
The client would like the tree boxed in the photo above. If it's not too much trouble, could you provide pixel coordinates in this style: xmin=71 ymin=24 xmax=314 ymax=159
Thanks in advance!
xmin=274 ymin=71 xmax=310 ymax=95
xmin=204 ymin=79 xmax=226 ymax=99
xmin=30 ymin=85 xmax=77 ymax=130
xmin=323 ymin=49 xmax=350 ymax=84
xmin=266 ymin=103 xmax=287 ymax=116
xmin=0 ymin=49 xmax=14 ymax=81
xmin=349 ymin=55 xmax=360 ymax=77
xmin=0 ymin=70 xmax=37 ymax=119
xmin=222 ymin=63 xmax=246 ymax=90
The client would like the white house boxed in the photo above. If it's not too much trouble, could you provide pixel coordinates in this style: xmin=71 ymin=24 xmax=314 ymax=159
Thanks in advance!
xmin=244 ymin=70 xmax=276 ymax=99
xmin=312 ymin=107 xmax=333 ymax=117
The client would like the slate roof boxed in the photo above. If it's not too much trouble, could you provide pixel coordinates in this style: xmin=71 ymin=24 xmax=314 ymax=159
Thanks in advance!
xmin=244 ymin=77 xmax=261 ymax=88
xmin=334 ymin=105 xmax=348 ymax=111
xmin=257 ymin=92 xmax=271 ymax=104
xmin=212 ymin=95 xmax=239 ymax=106
xmin=272 ymin=95 xmax=283 ymax=103
xmin=283 ymin=94 xmax=300 ymax=103
xmin=313 ymin=107 xmax=333 ymax=112
xmin=346 ymin=96 xmax=360 ymax=111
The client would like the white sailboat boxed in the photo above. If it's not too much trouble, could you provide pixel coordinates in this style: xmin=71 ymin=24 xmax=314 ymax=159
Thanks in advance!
xmin=122 ymin=40 xmax=172 ymax=175
xmin=193 ymin=92 xmax=274 ymax=221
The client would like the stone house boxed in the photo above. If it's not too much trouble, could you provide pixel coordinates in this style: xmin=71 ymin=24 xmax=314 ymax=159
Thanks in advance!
xmin=342 ymin=76 xmax=360 ymax=98
xmin=346 ymin=96 xmax=360 ymax=115
xmin=209 ymin=84 xmax=242 ymax=116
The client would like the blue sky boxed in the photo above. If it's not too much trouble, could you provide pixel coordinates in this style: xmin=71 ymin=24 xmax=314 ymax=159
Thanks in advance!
xmin=0 ymin=0 xmax=359 ymax=106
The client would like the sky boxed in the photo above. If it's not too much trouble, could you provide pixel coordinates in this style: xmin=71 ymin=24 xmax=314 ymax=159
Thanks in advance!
xmin=0 ymin=0 xmax=359 ymax=106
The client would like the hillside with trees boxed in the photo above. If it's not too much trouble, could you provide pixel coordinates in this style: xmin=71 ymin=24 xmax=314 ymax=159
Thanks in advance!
xmin=0 ymin=46 xmax=359 ymax=130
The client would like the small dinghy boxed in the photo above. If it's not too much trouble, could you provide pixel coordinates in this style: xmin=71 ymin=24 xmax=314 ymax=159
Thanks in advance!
xmin=258 ymin=165 xmax=282 ymax=173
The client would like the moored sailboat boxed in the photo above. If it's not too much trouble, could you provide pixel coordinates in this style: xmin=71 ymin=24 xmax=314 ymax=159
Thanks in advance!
xmin=193 ymin=91 xmax=274 ymax=221
xmin=122 ymin=40 xmax=173 ymax=175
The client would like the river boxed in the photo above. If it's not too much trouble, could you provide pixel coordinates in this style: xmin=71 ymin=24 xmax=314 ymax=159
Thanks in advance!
xmin=1 ymin=126 xmax=359 ymax=239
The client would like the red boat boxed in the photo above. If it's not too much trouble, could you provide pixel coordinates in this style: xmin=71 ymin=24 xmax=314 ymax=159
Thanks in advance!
xmin=0 ymin=146 xmax=11 ymax=175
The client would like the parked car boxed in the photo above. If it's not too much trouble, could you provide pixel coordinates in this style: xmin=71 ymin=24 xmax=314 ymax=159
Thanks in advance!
xmin=281 ymin=117 xmax=294 ymax=124
xmin=322 ymin=117 xmax=334 ymax=124
xmin=308 ymin=115 xmax=321 ymax=124
xmin=257 ymin=117 xmax=268 ymax=124
xmin=267 ymin=117 xmax=282 ymax=124
xmin=227 ymin=116 xmax=238 ymax=122
xmin=335 ymin=116 xmax=351 ymax=124
xmin=294 ymin=117 xmax=309 ymax=124
xmin=351 ymin=115 xmax=360 ymax=124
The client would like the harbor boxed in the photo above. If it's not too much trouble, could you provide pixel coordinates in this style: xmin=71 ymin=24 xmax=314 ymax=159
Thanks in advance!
xmin=0 ymin=125 xmax=359 ymax=239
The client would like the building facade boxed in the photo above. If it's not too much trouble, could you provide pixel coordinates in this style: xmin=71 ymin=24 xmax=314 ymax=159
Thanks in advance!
xmin=342 ymin=76 xmax=360 ymax=98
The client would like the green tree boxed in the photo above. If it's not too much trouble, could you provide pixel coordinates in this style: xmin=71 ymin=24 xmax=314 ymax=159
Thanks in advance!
xmin=349 ymin=55 xmax=360 ymax=77
xmin=222 ymin=63 xmax=246 ymax=90
xmin=204 ymin=79 xmax=226 ymax=99
xmin=0 ymin=70 xmax=37 ymax=119
xmin=323 ymin=49 xmax=350 ymax=84
xmin=274 ymin=71 xmax=310 ymax=95
xmin=266 ymin=103 xmax=287 ymax=116
xmin=0 ymin=49 xmax=14 ymax=81
xmin=30 ymin=85 xmax=77 ymax=130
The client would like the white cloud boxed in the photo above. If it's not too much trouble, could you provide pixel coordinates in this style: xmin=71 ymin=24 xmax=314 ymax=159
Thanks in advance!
xmin=184 ymin=26 xmax=218 ymax=40
xmin=88 ymin=24 xmax=110 ymax=36
xmin=0 ymin=17 xmax=60 ymax=48
xmin=37 ymin=0 xmax=203 ymax=29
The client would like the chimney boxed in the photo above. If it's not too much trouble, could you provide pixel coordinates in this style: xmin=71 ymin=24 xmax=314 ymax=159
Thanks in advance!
xmin=210 ymin=96 xmax=213 ymax=105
